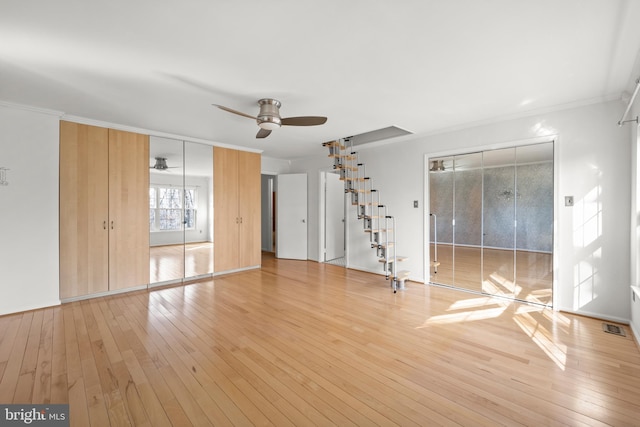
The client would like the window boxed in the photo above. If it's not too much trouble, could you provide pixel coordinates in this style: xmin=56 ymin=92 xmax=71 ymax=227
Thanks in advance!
xmin=149 ymin=186 xmax=197 ymax=231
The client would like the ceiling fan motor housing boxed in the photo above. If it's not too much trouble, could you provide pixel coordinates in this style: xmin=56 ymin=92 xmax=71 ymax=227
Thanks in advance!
xmin=257 ymin=98 xmax=282 ymax=130
xmin=154 ymin=157 xmax=168 ymax=170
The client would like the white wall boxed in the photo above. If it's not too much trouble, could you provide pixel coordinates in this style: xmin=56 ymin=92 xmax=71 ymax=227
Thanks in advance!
xmin=291 ymin=100 xmax=632 ymax=322
xmin=629 ymin=101 xmax=640 ymax=342
xmin=0 ymin=99 xmax=633 ymax=324
xmin=0 ymin=104 xmax=61 ymax=315
xmin=262 ymin=156 xmax=291 ymax=175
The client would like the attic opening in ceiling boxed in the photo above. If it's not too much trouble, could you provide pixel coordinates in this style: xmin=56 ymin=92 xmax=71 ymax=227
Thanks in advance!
xmin=346 ymin=126 xmax=413 ymax=146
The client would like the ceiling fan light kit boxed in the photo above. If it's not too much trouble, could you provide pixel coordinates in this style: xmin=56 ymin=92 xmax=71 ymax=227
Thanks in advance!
xmin=257 ymin=98 xmax=282 ymax=130
xmin=213 ymin=98 xmax=327 ymax=139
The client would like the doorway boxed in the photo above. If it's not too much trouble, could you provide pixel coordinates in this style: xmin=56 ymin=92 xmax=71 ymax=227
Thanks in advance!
xmin=321 ymin=170 xmax=346 ymax=266
xmin=261 ymin=174 xmax=276 ymax=253
xmin=276 ymin=173 xmax=308 ymax=260
xmin=428 ymin=142 xmax=554 ymax=306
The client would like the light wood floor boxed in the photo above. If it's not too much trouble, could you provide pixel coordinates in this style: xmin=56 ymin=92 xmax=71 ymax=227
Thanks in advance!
xmin=1 ymin=253 xmax=639 ymax=426
xmin=150 ymin=242 xmax=214 ymax=284
xmin=430 ymin=244 xmax=553 ymax=306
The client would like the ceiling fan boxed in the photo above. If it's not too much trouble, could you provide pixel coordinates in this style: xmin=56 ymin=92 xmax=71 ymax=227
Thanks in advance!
xmin=213 ymin=98 xmax=327 ymax=139
xmin=150 ymin=157 xmax=178 ymax=171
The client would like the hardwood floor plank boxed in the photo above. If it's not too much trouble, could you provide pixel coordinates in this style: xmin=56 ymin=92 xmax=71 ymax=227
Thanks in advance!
xmin=0 ymin=312 xmax=33 ymax=403
xmin=63 ymin=305 xmax=90 ymax=426
xmin=3 ymin=253 xmax=640 ymax=425
xmin=140 ymin=294 xmax=254 ymax=425
xmin=13 ymin=309 xmax=44 ymax=402
xmin=0 ymin=315 xmax=24 ymax=386
xmin=31 ymin=308 xmax=54 ymax=404
xmin=74 ymin=303 xmax=112 ymax=426
xmin=50 ymin=308 xmax=69 ymax=404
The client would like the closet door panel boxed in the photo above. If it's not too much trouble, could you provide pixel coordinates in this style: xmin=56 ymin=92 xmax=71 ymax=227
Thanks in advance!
xmin=238 ymin=151 xmax=261 ymax=267
xmin=108 ymin=129 xmax=150 ymax=290
xmin=214 ymin=147 xmax=240 ymax=272
xmin=59 ymin=121 xmax=109 ymax=298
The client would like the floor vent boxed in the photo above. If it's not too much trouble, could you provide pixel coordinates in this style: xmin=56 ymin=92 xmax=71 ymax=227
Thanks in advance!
xmin=602 ymin=323 xmax=626 ymax=337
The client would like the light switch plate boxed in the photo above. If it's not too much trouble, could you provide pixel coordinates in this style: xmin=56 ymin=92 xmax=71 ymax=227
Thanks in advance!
xmin=413 ymin=200 xmax=419 ymax=208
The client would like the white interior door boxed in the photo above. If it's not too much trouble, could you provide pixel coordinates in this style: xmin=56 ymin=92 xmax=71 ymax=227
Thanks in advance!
xmin=276 ymin=173 xmax=307 ymax=260
xmin=325 ymin=172 xmax=345 ymax=261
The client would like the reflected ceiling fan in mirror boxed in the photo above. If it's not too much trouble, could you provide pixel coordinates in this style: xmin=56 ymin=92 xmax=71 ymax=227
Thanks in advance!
xmin=213 ymin=98 xmax=327 ymax=138
xmin=150 ymin=157 xmax=179 ymax=172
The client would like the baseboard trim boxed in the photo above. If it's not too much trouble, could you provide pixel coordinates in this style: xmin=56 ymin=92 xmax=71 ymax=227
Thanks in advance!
xmin=213 ymin=265 xmax=260 ymax=277
xmin=631 ymin=322 xmax=640 ymax=351
xmin=556 ymin=306 xmax=630 ymax=325
xmin=0 ymin=300 xmax=62 ymax=317
xmin=61 ymin=285 xmax=149 ymax=304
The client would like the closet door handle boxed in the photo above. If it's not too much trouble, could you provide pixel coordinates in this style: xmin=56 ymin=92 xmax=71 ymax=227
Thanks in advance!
xmin=110 ymin=221 xmax=114 ymax=230
xmin=103 ymin=221 xmax=107 ymax=230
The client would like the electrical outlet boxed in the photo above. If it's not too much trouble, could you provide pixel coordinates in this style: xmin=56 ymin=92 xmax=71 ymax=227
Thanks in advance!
xmin=565 ymin=196 xmax=574 ymax=207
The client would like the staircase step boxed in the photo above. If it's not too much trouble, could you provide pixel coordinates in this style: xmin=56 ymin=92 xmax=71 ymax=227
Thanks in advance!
xmin=329 ymin=153 xmax=356 ymax=160
xmin=396 ymin=270 xmax=411 ymax=280
xmin=379 ymin=256 xmax=408 ymax=263
xmin=374 ymin=242 xmax=395 ymax=248
xmin=323 ymin=141 xmax=345 ymax=149
xmin=335 ymin=165 xmax=359 ymax=171
xmin=364 ymin=228 xmax=393 ymax=233
xmin=341 ymin=177 xmax=366 ymax=182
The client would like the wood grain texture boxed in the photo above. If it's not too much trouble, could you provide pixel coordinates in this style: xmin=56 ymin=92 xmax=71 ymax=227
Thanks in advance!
xmin=238 ymin=150 xmax=261 ymax=268
xmin=108 ymin=129 xmax=150 ymax=290
xmin=2 ymin=253 xmax=638 ymax=426
xmin=214 ymin=148 xmax=261 ymax=272
xmin=59 ymin=121 xmax=109 ymax=298
xmin=150 ymin=242 xmax=213 ymax=284
xmin=213 ymin=147 xmax=239 ymax=272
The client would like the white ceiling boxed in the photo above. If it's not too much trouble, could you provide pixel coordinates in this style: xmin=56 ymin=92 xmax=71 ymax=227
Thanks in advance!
xmin=2 ymin=0 xmax=640 ymax=160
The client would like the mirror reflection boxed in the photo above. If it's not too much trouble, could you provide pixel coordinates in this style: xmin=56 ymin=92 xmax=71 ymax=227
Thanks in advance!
xmin=149 ymin=137 xmax=213 ymax=285
xmin=429 ymin=142 xmax=554 ymax=305
xmin=184 ymin=141 xmax=214 ymax=278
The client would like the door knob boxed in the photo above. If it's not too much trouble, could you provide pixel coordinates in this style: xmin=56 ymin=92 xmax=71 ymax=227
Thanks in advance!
xmin=302 ymin=219 xmax=306 ymax=223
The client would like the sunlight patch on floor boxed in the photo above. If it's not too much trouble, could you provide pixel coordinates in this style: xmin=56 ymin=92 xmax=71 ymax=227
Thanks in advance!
xmin=482 ymin=274 xmax=522 ymax=299
xmin=418 ymin=295 xmax=509 ymax=327
xmin=513 ymin=311 xmax=567 ymax=370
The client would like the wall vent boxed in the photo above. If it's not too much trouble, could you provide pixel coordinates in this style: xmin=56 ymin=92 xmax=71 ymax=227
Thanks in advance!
xmin=602 ymin=323 xmax=626 ymax=336
xmin=348 ymin=126 xmax=413 ymax=146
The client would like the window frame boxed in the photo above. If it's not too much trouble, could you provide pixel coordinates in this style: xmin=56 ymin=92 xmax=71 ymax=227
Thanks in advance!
xmin=149 ymin=185 xmax=198 ymax=232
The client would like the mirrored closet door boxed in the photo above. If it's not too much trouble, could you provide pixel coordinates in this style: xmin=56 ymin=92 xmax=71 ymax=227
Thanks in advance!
xmin=183 ymin=141 xmax=214 ymax=278
xmin=149 ymin=137 xmax=213 ymax=286
xmin=429 ymin=142 xmax=553 ymax=305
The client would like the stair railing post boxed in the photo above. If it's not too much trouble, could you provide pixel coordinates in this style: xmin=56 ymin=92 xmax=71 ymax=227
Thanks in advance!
xmin=430 ymin=213 xmax=438 ymax=274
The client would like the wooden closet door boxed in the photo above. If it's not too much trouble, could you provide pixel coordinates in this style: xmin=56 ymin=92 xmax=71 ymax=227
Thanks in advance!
xmin=108 ymin=129 xmax=150 ymax=290
xmin=214 ymin=147 xmax=240 ymax=272
xmin=59 ymin=121 xmax=109 ymax=299
xmin=238 ymin=151 xmax=261 ymax=267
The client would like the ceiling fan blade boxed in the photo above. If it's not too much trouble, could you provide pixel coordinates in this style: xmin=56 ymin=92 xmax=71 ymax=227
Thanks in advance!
xmin=213 ymin=104 xmax=256 ymax=120
xmin=256 ymin=128 xmax=272 ymax=139
xmin=281 ymin=116 xmax=327 ymax=126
